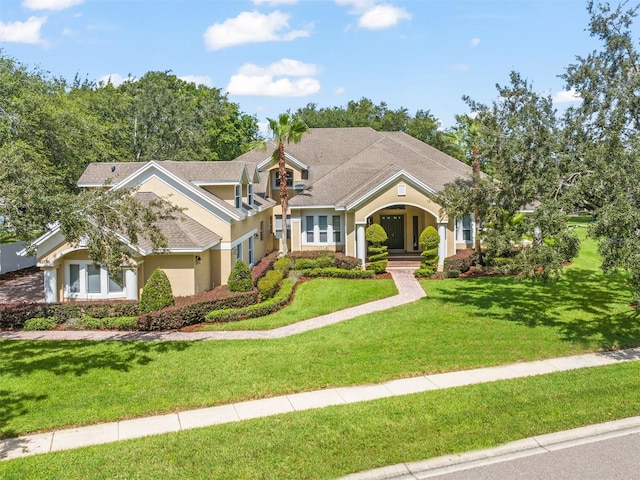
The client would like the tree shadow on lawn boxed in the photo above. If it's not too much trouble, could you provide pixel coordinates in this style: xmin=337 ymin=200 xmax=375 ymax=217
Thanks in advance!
xmin=0 ymin=340 xmax=192 ymax=378
xmin=0 ymin=390 xmax=47 ymax=443
xmin=431 ymin=268 xmax=640 ymax=349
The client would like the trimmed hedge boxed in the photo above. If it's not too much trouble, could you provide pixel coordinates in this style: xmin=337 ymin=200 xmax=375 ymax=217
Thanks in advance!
xmin=366 ymin=260 xmax=388 ymax=275
xmin=298 ymin=267 xmax=375 ymax=279
xmin=294 ymin=258 xmax=317 ymax=270
xmin=65 ymin=315 xmax=139 ymax=331
xmin=137 ymin=289 xmax=258 ymax=331
xmin=23 ymin=316 xmax=57 ymax=331
xmin=257 ymin=269 xmax=284 ymax=300
xmin=251 ymin=251 xmax=278 ymax=285
xmin=205 ymin=278 xmax=296 ymax=323
xmin=0 ymin=300 xmax=139 ymax=330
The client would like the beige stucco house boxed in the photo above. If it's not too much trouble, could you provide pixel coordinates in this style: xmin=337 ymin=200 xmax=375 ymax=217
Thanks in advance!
xmin=32 ymin=127 xmax=477 ymax=303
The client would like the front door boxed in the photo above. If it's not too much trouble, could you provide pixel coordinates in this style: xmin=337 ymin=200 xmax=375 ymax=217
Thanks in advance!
xmin=380 ymin=215 xmax=404 ymax=250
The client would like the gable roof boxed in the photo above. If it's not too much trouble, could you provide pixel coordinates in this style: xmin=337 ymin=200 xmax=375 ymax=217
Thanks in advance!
xmin=234 ymin=127 xmax=473 ymax=208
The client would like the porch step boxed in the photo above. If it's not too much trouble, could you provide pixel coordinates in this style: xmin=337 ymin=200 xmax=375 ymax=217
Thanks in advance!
xmin=386 ymin=254 xmax=422 ymax=269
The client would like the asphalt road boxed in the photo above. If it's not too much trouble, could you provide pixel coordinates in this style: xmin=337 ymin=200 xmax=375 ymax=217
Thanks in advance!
xmin=428 ymin=433 xmax=640 ymax=480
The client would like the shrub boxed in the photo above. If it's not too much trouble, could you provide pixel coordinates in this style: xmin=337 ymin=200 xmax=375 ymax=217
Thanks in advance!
xmin=23 ymin=316 xmax=57 ymax=331
xmin=419 ymin=226 xmax=440 ymax=273
xmin=251 ymin=251 xmax=278 ymax=285
xmin=333 ymin=255 xmax=362 ymax=270
xmin=140 ymin=268 xmax=175 ymax=314
xmin=415 ymin=268 xmax=437 ymax=278
xmin=294 ymin=258 xmax=317 ymax=270
xmin=257 ymin=269 xmax=283 ymax=300
xmin=273 ymin=256 xmax=292 ymax=274
xmin=298 ymin=267 xmax=375 ymax=279
xmin=444 ymin=251 xmax=476 ymax=275
xmin=137 ymin=289 xmax=258 ymax=331
xmin=445 ymin=269 xmax=461 ymax=278
xmin=206 ymin=278 xmax=296 ymax=323
xmin=65 ymin=315 xmax=138 ymax=331
xmin=227 ymin=260 xmax=253 ymax=292
xmin=316 ymin=255 xmax=335 ymax=268
xmin=366 ymin=223 xmax=388 ymax=273
xmin=366 ymin=260 xmax=388 ymax=275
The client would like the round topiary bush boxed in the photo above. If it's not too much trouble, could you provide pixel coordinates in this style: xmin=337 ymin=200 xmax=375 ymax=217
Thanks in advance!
xmin=227 ymin=259 xmax=253 ymax=292
xmin=139 ymin=268 xmax=175 ymax=314
xmin=366 ymin=223 xmax=388 ymax=273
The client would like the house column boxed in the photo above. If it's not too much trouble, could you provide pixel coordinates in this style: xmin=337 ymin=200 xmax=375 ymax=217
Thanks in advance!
xmin=43 ymin=267 xmax=58 ymax=303
xmin=356 ymin=223 xmax=366 ymax=268
xmin=125 ymin=268 xmax=138 ymax=301
xmin=437 ymin=222 xmax=447 ymax=271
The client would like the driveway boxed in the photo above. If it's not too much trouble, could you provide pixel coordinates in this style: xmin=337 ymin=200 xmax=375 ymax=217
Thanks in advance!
xmin=0 ymin=267 xmax=44 ymax=304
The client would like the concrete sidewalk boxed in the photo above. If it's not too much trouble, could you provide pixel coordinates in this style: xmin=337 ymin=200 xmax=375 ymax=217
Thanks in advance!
xmin=0 ymin=270 xmax=425 ymax=342
xmin=2 ymin=347 xmax=639 ymax=462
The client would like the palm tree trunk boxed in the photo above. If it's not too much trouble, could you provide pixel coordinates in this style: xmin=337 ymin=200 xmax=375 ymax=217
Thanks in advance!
xmin=278 ymin=142 xmax=289 ymax=256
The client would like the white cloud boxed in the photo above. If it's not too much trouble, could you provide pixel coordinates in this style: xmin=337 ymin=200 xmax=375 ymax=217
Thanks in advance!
xmin=253 ymin=0 xmax=298 ymax=5
xmin=179 ymin=75 xmax=213 ymax=87
xmin=470 ymin=37 xmax=480 ymax=47
xmin=0 ymin=16 xmax=46 ymax=44
xmin=97 ymin=73 xmax=129 ymax=87
xmin=553 ymin=88 xmax=581 ymax=104
xmin=23 ymin=0 xmax=83 ymax=10
xmin=334 ymin=86 xmax=345 ymax=95
xmin=336 ymin=0 xmax=411 ymax=30
xmin=226 ymin=59 xmax=321 ymax=97
xmin=203 ymin=10 xmax=310 ymax=50
xmin=358 ymin=4 xmax=411 ymax=29
xmin=453 ymin=63 xmax=470 ymax=72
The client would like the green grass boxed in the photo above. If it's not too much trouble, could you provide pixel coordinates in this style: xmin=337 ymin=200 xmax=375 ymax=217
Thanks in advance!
xmin=2 ymin=362 xmax=639 ymax=479
xmin=198 ymin=278 xmax=397 ymax=330
xmin=1 ymin=227 xmax=638 ymax=439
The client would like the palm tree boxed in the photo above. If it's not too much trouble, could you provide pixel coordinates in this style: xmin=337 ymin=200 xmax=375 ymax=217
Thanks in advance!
xmin=267 ymin=113 xmax=309 ymax=256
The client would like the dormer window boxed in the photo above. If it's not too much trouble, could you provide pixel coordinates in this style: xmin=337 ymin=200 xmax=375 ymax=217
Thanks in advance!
xmin=273 ymin=169 xmax=294 ymax=189
xmin=235 ymin=184 xmax=241 ymax=209
xmin=248 ymin=184 xmax=254 ymax=207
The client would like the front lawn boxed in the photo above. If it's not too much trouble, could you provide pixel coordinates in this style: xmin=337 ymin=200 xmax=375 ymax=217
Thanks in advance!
xmin=1 ymin=226 xmax=638 ymax=438
xmin=197 ymin=277 xmax=397 ymax=331
xmin=2 ymin=362 xmax=639 ymax=479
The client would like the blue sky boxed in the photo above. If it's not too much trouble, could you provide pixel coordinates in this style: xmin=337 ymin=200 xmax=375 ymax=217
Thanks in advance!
xmin=1 ymin=0 xmax=599 ymax=130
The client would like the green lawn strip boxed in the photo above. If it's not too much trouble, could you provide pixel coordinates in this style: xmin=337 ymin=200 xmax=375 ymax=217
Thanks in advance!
xmin=198 ymin=278 xmax=398 ymax=331
xmin=2 ymin=362 xmax=639 ymax=480
xmin=1 ymin=229 xmax=637 ymax=438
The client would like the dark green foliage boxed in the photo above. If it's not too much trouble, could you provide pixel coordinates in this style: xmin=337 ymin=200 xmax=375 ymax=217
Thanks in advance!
xmin=273 ymin=256 xmax=292 ymax=273
xmin=316 ymin=255 xmax=335 ymax=268
xmin=0 ymin=300 xmax=139 ymax=330
xmin=366 ymin=223 xmax=388 ymax=273
xmin=258 ymin=269 xmax=284 ymax=300
xmin=249 ymin=251 xmax=278 ymax=285
xmin=333 ymin=255 xmax=362 ymax=270
xmin=205 ymin=278 xmax=296 ymax=323
xmin=294 ymin=258 xmax=318 ymax=270
xmin=443 ymin=251 xmax=476 ymax=275
xmin=139 ymin=268 xmax=175 ymax=314
xmin=23 ymin=316 xmax=57 ymax=331
xmin=366 ymin=261 xmax=388 ymax=275
xmin=137 ymin=290 xmax=258 ymax=331
xmin=419 ymin=226 xmax=440 ymax=274
xmin=297 ymin=268 xmax=375 ymax=279
xmin=227 ymin=260 xmax=253 ymax=292
xmin=365 ymin=223 xmax=388 ymax=245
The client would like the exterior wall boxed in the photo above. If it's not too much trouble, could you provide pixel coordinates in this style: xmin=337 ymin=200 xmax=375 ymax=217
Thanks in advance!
xmin=353 ymin=181 xmax=445 ymax=224
xmin=202 ymin=185 xmax=236 ymax=207
xmin=143 ymin=254 xmax=195 ymax=297
xmin=194 ymin=249 xmax=212 ymax=293
xmin=138 ymin=176 xmax=231 ymax=241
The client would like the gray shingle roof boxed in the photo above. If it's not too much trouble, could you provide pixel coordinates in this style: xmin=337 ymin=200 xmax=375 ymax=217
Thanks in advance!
xmin=134 ymin=192 xmax=221 ymax=252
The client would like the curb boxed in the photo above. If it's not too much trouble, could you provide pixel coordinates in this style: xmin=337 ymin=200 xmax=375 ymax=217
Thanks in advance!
xmin=338 ymin=416 xmax=640 ymax=479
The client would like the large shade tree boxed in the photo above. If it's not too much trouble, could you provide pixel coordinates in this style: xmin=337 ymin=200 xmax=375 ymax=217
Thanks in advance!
xmin=267 ymin=113 xmax=309 ymax=256
xmin=562 ymin=0 xmax=640 ymax=300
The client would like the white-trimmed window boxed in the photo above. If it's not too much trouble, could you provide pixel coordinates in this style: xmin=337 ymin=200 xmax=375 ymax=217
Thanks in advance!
xmin=235 ymin=242 xmax=243 ymax=262
xmin=235 ymin=184 xmax=242 ymax=209
xmin=64 ymin=261 xmax=125 ymax=299
xmin=303 ymin=213 xmax=343 ymax=245
xmin=259 ymin=220 xmax=264 ymax=241
xmin=273 ymin=169 xmax=294 ymax=189
xmin=248 ymin=184 xmax=254 ymax=207
xmin=248 ymin=236 xmax=254 ymax=266
xmin=456 ymin=215 xmax=473 ymax=242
